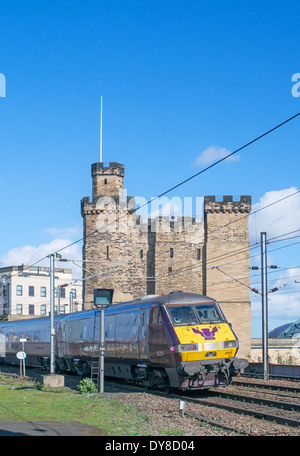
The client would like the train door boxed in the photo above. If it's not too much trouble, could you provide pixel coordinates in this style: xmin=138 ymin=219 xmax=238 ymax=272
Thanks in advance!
xmin=138 ymin=308 xmax=150 ymax=360
xmin=56 ymin=320 xmax=66 ymax=358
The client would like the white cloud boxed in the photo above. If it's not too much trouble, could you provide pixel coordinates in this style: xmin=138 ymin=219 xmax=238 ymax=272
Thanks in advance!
xmin=193 ymin=145 xmax=240 ymax=167
xmin=249 ymin=187 xmax=300 ymax=244
xmin=41 ymin=226 xmax=81 ymax=239
xmin=252 ymin=291 xmax=300 ymax=320
xmin=249 ymin=187 xmax=300 ymax=325
xmin=265 ymin=267 xmax=300 ymax=319
xmin=0 ymin=232 xmax=83 ymax=279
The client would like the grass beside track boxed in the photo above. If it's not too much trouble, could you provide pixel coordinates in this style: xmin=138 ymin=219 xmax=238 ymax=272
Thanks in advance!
xmin=0 ymin=375 xmax=170 ymax=436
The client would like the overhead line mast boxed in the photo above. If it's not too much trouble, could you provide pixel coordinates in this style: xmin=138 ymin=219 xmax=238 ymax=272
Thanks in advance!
xmin=100 ymin=95 xmax=103 ymax=163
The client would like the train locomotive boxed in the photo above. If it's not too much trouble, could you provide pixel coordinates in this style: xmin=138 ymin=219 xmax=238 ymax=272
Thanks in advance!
xmin=0 ymin=292 xmax=248 ymax=390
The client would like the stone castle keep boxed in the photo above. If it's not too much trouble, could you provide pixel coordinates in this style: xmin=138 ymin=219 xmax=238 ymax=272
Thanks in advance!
xmin=81 ymin=162 xmax=252 ymax=358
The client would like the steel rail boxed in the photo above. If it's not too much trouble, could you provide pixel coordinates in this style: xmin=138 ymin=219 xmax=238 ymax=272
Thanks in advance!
xmin=211 ymin=390 xmax=300 ymax=412
xmin=191 ymin=396 xmax=300 ymax=428
xmin=233 ymin=379 xmax=300 ymax=394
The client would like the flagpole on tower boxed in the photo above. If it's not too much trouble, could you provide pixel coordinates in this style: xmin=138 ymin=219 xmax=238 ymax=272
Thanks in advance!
xmin=100 ymin=95 xmax=103 ymax=163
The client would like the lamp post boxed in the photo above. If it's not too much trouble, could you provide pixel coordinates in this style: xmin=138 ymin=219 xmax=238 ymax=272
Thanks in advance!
xmin=93 ymin=289 xmax=113 ymax=393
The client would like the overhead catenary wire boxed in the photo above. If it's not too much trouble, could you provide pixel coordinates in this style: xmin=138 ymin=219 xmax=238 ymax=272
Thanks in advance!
xmin=155 ymin=225 xmax=300 ymax=290
xmin=4 ymin=111 xmax=300 ymax=284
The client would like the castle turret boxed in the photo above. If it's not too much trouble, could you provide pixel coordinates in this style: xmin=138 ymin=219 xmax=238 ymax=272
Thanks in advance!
xmin=81 ymin=161 xmax=148 ymax=307
xmin=91 ymin=162 xmax=124 ymax=201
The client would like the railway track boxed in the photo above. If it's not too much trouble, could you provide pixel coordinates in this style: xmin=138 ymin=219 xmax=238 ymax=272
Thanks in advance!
xmin=104 ymin=378 xmax=300 ymax=433
xmin=1 ymin=365 xmax=300 ymax=435
xmin=99 ymin=377 xmax=300 ymax=433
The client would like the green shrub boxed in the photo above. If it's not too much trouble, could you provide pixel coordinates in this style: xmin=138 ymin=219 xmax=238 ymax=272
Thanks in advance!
xmin=77 ymin=377 xmax=98 ymax=394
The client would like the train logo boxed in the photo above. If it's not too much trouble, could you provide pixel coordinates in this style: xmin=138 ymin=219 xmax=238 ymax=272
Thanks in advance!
xmin=192 ymin=326 xmax=218 ymax=340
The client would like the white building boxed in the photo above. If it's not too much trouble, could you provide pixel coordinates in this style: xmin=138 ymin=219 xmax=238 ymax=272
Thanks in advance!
xmin=0 ymin=265 xmax=82 ymax=319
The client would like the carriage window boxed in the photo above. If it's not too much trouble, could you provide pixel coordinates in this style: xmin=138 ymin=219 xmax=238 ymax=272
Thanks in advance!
xmin=151 ymin=307 xmax=162 ymax=324
xmin=167 ymin=305 xmax=198 ymax=326
xmin=68 ymin=326 xmax=72 ymax=340
xmin=195 ymin=304 xmax=224 ymax=324
xmin=81 ymin=325 xmax=88 ymax=341
xmin=33 ymin=331 xmax=40 ymax=341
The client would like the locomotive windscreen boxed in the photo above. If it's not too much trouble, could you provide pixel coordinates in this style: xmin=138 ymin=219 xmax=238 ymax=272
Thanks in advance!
xmin=167 ymin=303 xmax=224 ymax=326
xmin=194 ymin=304 xmax=224 ymax=324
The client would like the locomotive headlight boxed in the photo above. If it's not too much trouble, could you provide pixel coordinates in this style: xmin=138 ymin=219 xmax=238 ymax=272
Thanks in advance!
xmin=220 ymin=340 xmax=238 ymax=349
xmin=176 ymin=343 xmax=201 ymax=352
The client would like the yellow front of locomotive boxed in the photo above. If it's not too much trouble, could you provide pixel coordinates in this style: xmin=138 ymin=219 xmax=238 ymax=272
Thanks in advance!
xmin=165 ymin=299 xmax=247 ymax=389
xmin=174 ymin=321 xmax=238 ymax=363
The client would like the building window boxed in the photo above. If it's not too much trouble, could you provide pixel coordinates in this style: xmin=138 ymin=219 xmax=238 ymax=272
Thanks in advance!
xmin=71 ymin=289 xmax=76 ymax=299
xmin=197 ymin=249 xmax=201 ymax=261
xmin=29 ymin=286 xmax=34 ymax=297
xmin=3 ymin=285 xmax=7 ymax=296
xmin=170 ymin=248 xmax=174 ymax=259
xmin=140 ymin=249 xmax=143 ymax=259
xmin=16 ymin=304 xmax=22 ymax=315
xmin=106 ymin=245 xmax=109 ymax=259
xmin=59 ymin=306 xmax=65 ymax=314
xmin=16 ymin=285 xmax=22 ymax=296
xmin=40 ymin=305 xmax=46 ymax=316
xmin=40 ymin=287 xmax=46 ymax=297
xmin=104 ymin=178 xmax=107 ymax=185
xmin=60 ymin=287 xmax=66 ymax=299
xmin=29 ymin=305 xmax=34 ymax=315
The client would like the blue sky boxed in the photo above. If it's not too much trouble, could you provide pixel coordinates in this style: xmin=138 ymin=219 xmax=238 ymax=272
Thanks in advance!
xmin=0 ymin=1 xmax=300 ymax=336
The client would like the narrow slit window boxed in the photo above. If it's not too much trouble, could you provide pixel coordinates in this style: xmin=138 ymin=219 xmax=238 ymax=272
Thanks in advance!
xmin=140 ymin=249 xmax=143 ymax=259
xmin=197 ymin=249 xmax=201 ymax=261
xmin=170 ymin=248 xmax=174 ymax=259
xmin=106 ymin=245 xmax=109 ymax=259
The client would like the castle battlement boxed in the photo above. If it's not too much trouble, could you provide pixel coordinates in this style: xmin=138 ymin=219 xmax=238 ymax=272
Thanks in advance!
xmin=91 ymin=162 xmax=125 ymax=177
xmin=204 ymin=195 xmax=251 ymax=213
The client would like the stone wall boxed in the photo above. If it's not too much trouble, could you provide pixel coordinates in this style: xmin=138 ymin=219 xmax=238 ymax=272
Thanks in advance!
xmin=154 ymin=216 xmax=204 ymax=296
xmin=204 ymin=196 xmax=252 ymax=359
xmin=251 ymin=338 xmax=300 ymax=364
